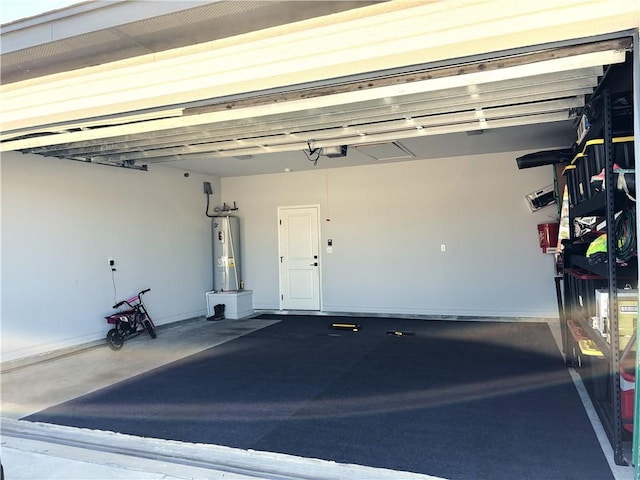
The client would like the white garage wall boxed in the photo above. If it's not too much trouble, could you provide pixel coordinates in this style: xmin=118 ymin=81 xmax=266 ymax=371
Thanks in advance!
xmin=222 ymin=150 xmax=559 ymax=318
xmin=1 ymin=152 xmax=220 ymax=362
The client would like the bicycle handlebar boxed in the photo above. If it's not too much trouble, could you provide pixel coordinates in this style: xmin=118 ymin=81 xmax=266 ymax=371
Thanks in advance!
xmin=112 ymin=288 xmax=150 ymax=309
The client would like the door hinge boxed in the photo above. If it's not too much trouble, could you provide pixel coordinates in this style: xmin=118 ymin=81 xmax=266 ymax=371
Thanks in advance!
xmin=281 ymin=294 xmax=284 ymax=300
xmin=279 ymin=219 xmax=282 ymax=225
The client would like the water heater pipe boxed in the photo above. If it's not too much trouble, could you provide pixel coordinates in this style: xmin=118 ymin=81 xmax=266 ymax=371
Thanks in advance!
xmin=226 ymin=216 xmax=241 ymax=291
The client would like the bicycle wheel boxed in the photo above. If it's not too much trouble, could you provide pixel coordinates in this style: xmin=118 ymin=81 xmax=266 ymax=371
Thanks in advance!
xmin=106 ymin=328 xmax=125 ymax=350
xmin=144 ymin=319 xmax=157 ymax=339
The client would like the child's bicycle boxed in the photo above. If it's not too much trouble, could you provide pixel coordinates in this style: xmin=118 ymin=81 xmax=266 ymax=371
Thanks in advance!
xmin=105 ymin=288 xmax=157 ymax=350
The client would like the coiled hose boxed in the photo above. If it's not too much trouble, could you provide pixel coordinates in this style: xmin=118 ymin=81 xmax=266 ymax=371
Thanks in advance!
xmin=615 ymin=208 xmax=636 ymax=262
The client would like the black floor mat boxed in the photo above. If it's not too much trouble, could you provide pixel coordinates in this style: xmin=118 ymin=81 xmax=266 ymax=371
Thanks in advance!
xmin=24 ymin=316 xmax=613 ymax=480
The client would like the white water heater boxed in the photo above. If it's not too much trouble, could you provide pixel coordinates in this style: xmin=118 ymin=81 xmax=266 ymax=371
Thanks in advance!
xmin=212 ymin=216 xmax=241 ymax=291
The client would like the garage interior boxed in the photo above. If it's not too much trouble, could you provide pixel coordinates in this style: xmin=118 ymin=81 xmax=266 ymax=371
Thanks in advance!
xmin=1 ymin=1 xmax=639 ymax=479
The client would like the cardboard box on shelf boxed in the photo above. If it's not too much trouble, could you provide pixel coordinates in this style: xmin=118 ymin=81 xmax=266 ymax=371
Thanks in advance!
xmin=595 ymin=289 xmax=637 ymax=349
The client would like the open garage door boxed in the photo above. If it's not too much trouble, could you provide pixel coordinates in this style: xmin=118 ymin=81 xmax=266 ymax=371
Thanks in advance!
xmin=1 ymin=1 xmax=638 ymax=172
xmin=0 ymin=38 xmax=632 ymax=170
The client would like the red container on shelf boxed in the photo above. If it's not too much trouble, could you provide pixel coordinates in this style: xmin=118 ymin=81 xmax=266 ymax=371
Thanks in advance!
xmin=620 ymin=369 xmax=635 ymax=433
xmin=537 ymin=222 xmax=559 ymax=253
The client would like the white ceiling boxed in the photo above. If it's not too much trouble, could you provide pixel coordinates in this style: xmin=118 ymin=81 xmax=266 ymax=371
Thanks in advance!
xmin=0 ymin=1 xmax=634 ymax=177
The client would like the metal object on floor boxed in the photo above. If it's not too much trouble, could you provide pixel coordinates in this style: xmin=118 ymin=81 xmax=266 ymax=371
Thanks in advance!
xmin=386 ymin=330 xmax=415 ymax=336
xmin=331 ymin=322 xmax=360 ymax=332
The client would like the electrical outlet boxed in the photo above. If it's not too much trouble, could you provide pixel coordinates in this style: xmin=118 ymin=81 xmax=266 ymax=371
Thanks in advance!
xmin=108 ymin=257 xmax=115 ymax=266
xmin=440 ymin=244 xmax=446 ymax=252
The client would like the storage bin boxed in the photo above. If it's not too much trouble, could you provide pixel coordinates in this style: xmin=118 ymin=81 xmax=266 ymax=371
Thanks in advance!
xmin=618 ymin=297 xmax=637 ymax=351
xmin=564 ymin=164 xmax=579 ymax=207
xmin=578 ymin=136 xmax=635 ymax=197
xmin=567 ymin=274 xmax=607 ymax=319
xmin=576 ymin=151 xmax=592 ymax=202
xmin=595 ymin=288 xmax=638 ymax=350
xmin=620 ymin=368 xmax=635 ymax=433
xmin=614 ymin=137 xmax=635 ymax=169
xmin=566 ymin=136 xmax=635 ymax=202
xmin=566 ymin=318 xmax=604 ymax=369
xmin=588 ymin=355 xmax=609 ymax=401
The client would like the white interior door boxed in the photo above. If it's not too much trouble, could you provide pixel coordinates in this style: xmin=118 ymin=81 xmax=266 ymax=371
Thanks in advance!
xmin=279 ymin=206 xmax=320 ymax=310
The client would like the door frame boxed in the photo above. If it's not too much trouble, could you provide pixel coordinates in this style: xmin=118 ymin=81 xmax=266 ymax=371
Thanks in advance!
xmin=277 ymin=204 xmax=322 ymax=311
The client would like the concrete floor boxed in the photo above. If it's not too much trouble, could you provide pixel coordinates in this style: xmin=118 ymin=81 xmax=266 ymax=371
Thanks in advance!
xmin=0 ymin=316 xmax=635 ymax=480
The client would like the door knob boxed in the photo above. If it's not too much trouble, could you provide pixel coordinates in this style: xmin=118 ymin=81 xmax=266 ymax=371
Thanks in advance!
xmin=310 ymin=262 xmax=318 ymax=266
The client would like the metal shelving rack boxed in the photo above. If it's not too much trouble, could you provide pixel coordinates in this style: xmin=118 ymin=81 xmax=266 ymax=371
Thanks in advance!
xmin=562 ymin=88 xmax=634 ymax=466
